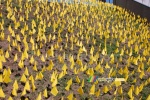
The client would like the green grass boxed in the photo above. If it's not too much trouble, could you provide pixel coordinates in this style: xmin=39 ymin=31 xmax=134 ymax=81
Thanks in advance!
xmin=141 ymin=85 xmax=150 ymax=100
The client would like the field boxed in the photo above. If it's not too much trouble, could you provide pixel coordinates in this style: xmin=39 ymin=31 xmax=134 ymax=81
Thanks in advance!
xmin=0 ymin=0 xmax=150 ymax=100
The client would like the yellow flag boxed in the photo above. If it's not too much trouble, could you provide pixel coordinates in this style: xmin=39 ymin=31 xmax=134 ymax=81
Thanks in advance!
xmin=37 ymin=49 xmax=41 ymax=56
xmin=33 ymin=62 xmax=38 ymax=71
xmin=0 ymin=87 xmax=5 ymax=98
xmin=147 ymin=67 xmax=150 ymax=72
xmin=95 ymin=89 xmax=100 ymax=97
xmin=77 ymin=86 xmax=84 ymax=95
xmin=118 ymin=68 xmax=123 ymax=75
xmin=24 ymin=80 xmax=30 ymax=91
xmin=7 ymin=35 xmax=11 ymax=42
xmin=1 ymin=54 xmax=6 ymax=62
xmin=52 ymin=78 xmax=58 ymax=87
xmin=14 ymin=54 xmax=18 ymax=62
xmin=99 ymin=66 xmax=104 ymax=74
xmin=76 ymin=76 xmax=80 ymax=83
xmin=3 ymin=69 xmax=7 ymax=76
xmin=51 ymin=71 xmax=56 ymax=82
xmin=29 ymin=56 xmax=34 ymax=64
xmin=62 ymin=63 xmax=67 ymax=72
xmin=111 ymin=70 xmax=116 ymax=77
xmin=86 ymin=68 xmax=90 ymax=75
xmin=38 ymin=72 xmax=43 ymax=80
xmin=17 ymin=45 xmax=21 ymax=52
xmin=51 ymin=86 xmax=58 ymax=96
xmin=139 ymin=71 xmax=145 ymax=79
xmin=29 ymin=75 xmax=34 ymax=81
xmin=31 ymin=81 xmax=36 ymax=92
xmin=61 ymin=96 xmax=64 ymax=100
xmin=67 ymin=78 xmax=72 ymax=85
xmin=105 ymin=63 xmax=110 ymax=69
xmin=65 ymin=84 xmax=71 ymax=91
xmin=118 ymin=86 xmax=123 ymax=95
xmin=67 ymin=93 xmax=73 ymax=100
xmin=20 ymin=74 xmax=27 ymax=83
xmin=108 ymin=68 xmax=113 ymax=78
xmin=47 ymin=47 xmax=54 ymax=57
xmin=103 ymin=85 xmax=109 ymax=93
xmin=81 ymin=79 xmax=84 ymax=87
xmin=30 ymin=37 xmax=34 ymax=44
xmin=114 ymin=88 xmax=118 ymax=95
xmin=5 ymin=50 xmax=9 ymax=58
xmin=58 ymin=71 xmax=64 ymax=79
xmin=0 ymin=61 xmax=2 ymax=70
xmin=8 ymin=68 xmax=11 ymax=75
xmin=89 ymin=84 xmax=95 ymax=95
xmin=135 ymin=86 xmax=139 ymax=96
xmin=43 ymin=89 xmax=48 ymax=98
xmin=131 ymin=85 xmax=134 ymax=91
xmin=146 ymin=95 xmax=150 ymax=100
xmin=8 ymin=96 xmax=13 ymax=100
xmin=115 ymin=81 xmax=121 ymax=87
xmin=25 ymin=98 xmax=29 ymax=100
xmin=123 ymin=66 xmax=129 ymax=74
xmin=144 ymin=80 xmax=148 ymax=86
xmin=3 ymin=73 xmax=11 ymax=83
xmin=13 ymin=80 xmax=18 ymax=90
xmin=89 ymin=68 xmax=94 ymax=76
xmin=21 ymin=88 xmax=26 ymax=96
xmin=18 ymin=60 xmax=24 ymax=68
xmin=41 ymin=55 xmax=45 ymax=62
xmin=24 ymin=67 xmax=29 ymax=76
xmin=16 ymin=34 xmax=21 ymax=41
xmin=95 ymin=63 xmax=100 ymax=71
xmin=12 ymin=87 xmax=17 ymax=96
xmin=139 ymin=83 xmax=144 ymax=92
xmin=36 ymin=92 xmax=41 ymax=100
xmin=127 ymin=88 xmax=133 ymax=99
xmin=47 ymin=60 xmax=54 ymax=71
xmin=73 ymin=67 xmax=78 ymax=74
xmin=102 ymin=49 xmax=106 ymax=55
xmin=0 ymin=74 xmax=3 ymax=82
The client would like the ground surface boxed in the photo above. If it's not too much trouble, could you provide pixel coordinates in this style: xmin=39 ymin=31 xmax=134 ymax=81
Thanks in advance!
xmin=0 ymin=0 xmax=150 ymax=100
